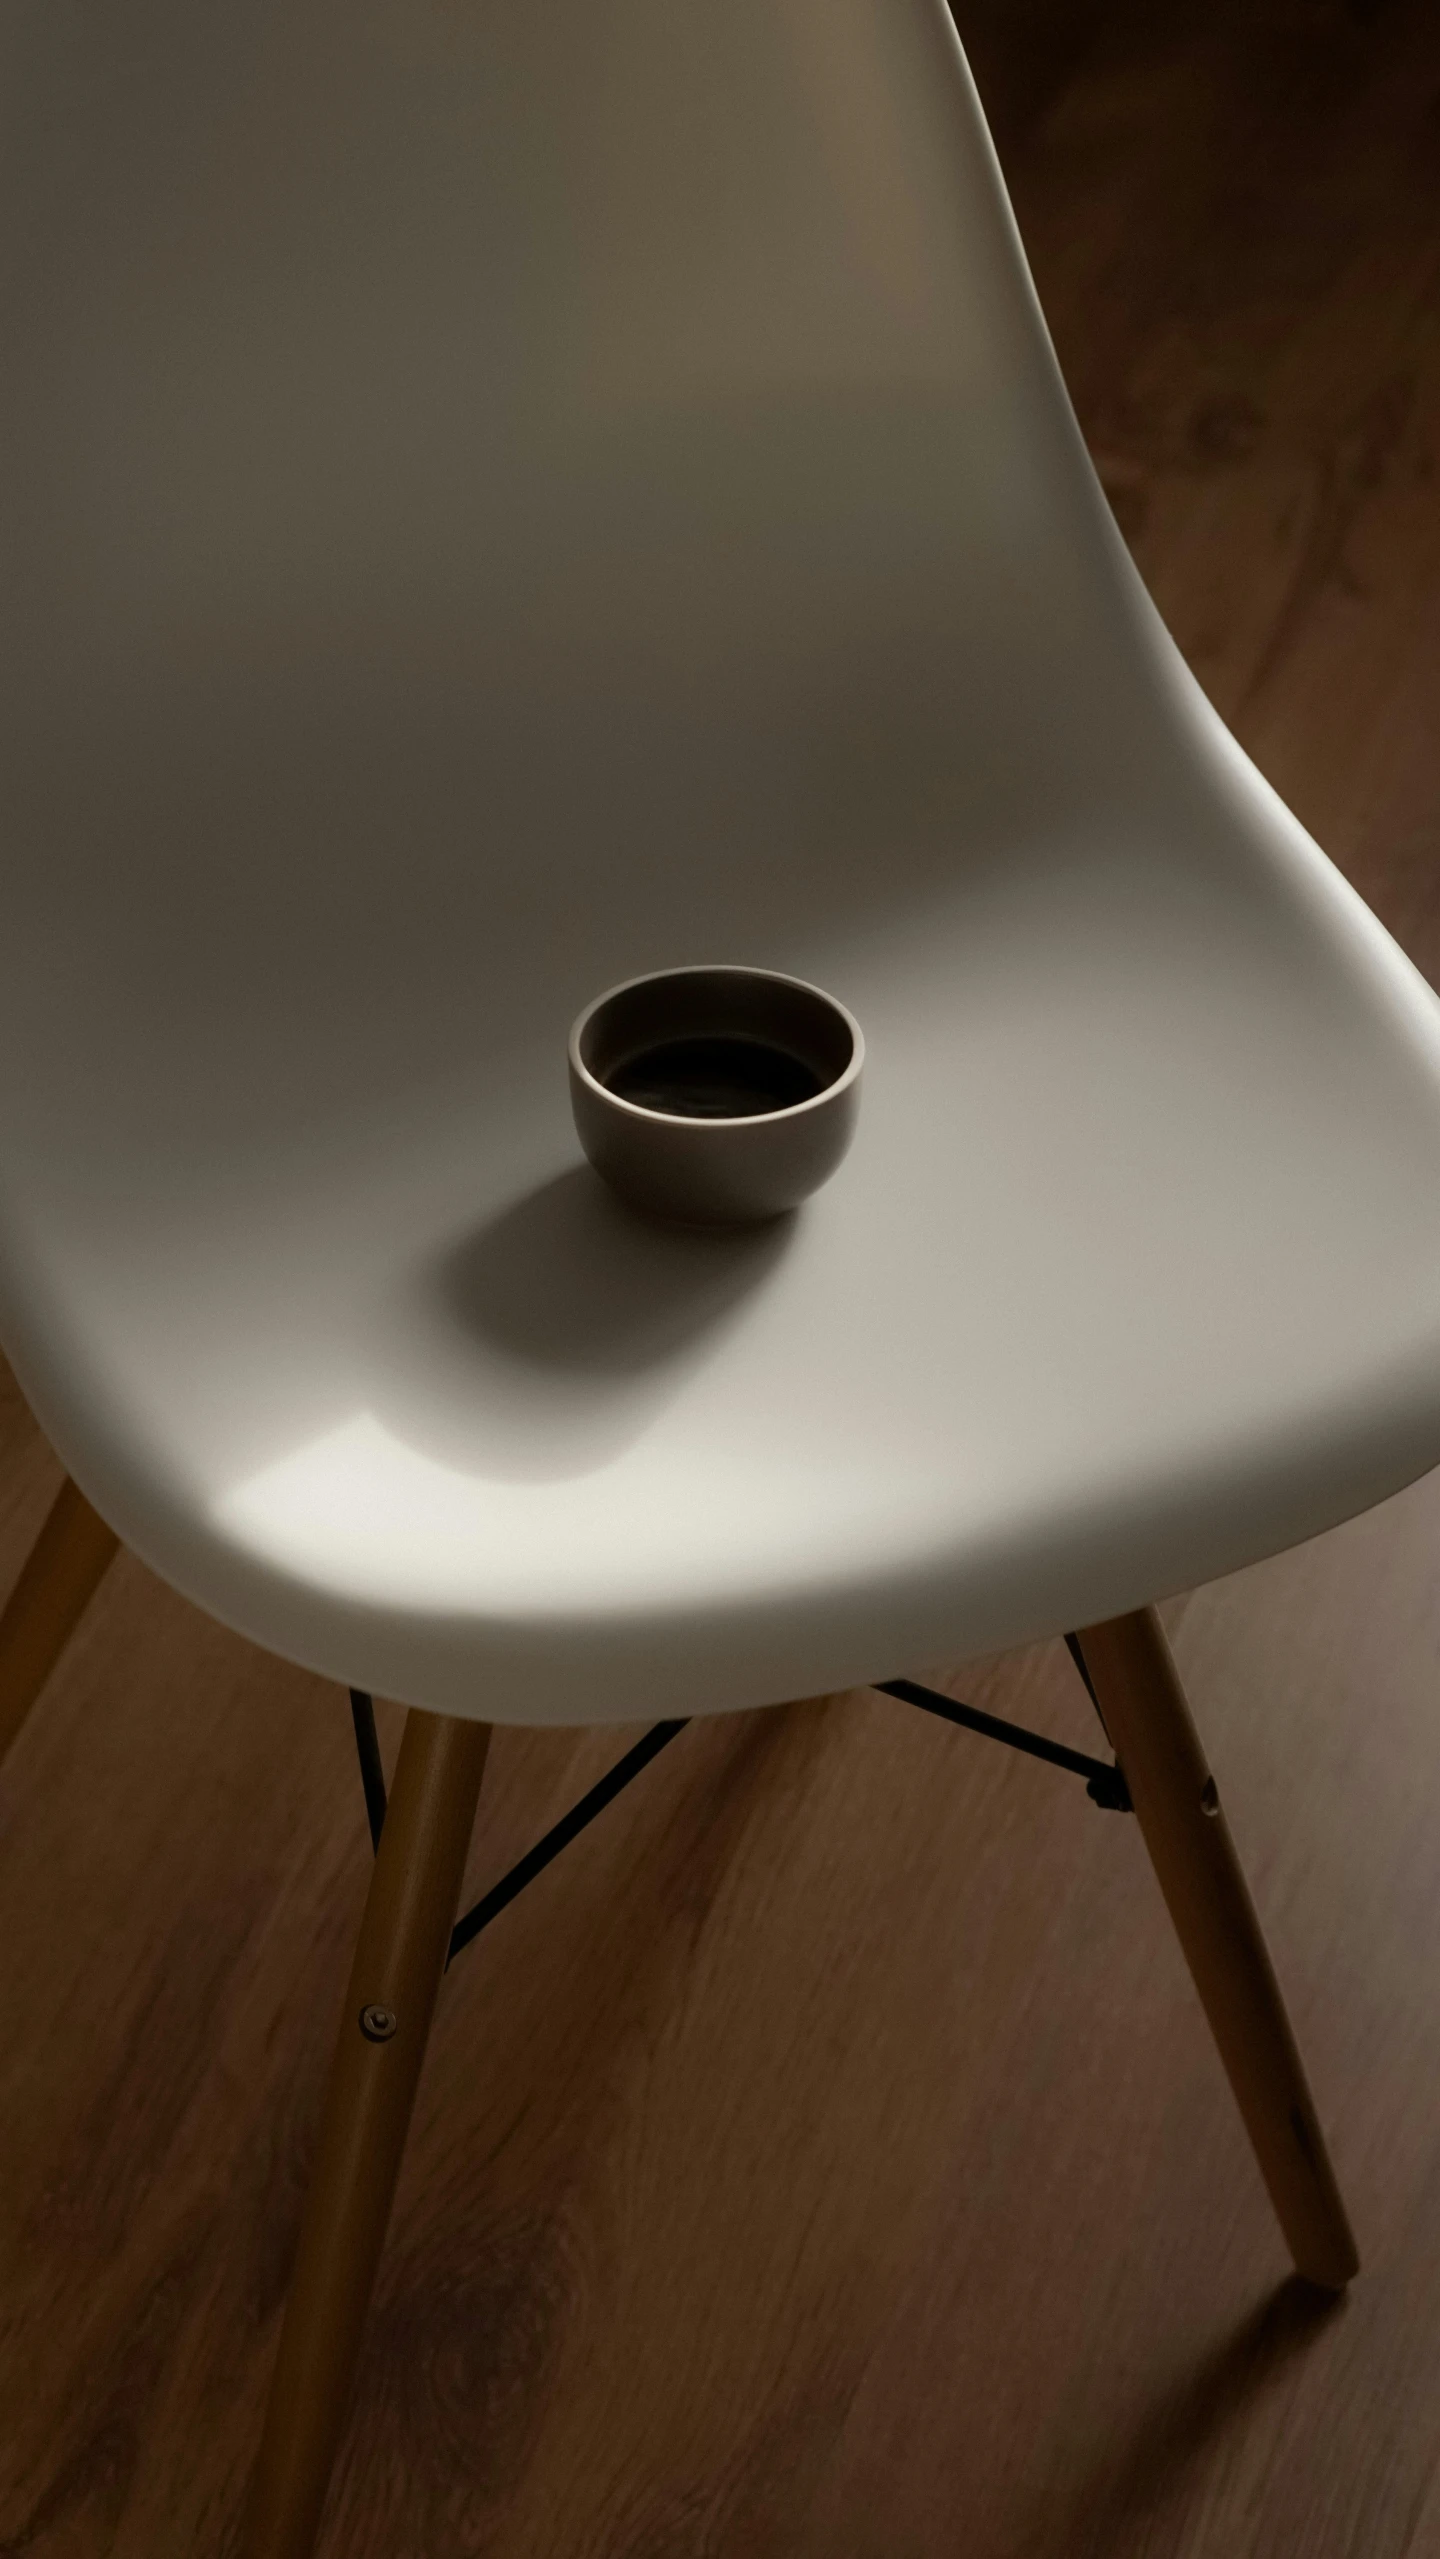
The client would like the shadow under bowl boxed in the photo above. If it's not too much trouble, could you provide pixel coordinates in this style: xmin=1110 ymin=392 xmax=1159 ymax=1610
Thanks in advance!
xmin=569 ymin=965 xmax=864 ymax=1226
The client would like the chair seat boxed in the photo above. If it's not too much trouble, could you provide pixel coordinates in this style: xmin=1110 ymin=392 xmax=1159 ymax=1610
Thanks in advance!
xmin=4 ymin=0 xmax=1440 ymax=1723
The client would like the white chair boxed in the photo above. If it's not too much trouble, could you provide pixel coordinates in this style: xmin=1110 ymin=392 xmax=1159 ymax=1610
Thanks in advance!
xmin=5 ymin=4 xmax=1440 ymax=2548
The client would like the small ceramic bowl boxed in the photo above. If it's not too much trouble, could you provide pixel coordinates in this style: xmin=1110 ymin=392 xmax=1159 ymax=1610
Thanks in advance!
xmin=569 ymin=965 xmax=863 ymax=1226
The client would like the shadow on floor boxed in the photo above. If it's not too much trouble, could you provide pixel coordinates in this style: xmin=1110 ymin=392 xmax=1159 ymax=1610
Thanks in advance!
xmin=1029 ymin=2273 xmax=1346 ymax=2555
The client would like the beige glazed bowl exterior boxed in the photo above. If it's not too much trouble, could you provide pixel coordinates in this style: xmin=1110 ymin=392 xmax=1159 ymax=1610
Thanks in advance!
xmin=568 ymin=965 xmax=865 ymax=1226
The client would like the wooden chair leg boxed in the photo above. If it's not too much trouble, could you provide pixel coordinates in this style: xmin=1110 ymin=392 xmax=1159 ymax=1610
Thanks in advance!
xmin=246 ymin=1707 xmax=493 ymax=2559
xmin=0 ymin=1475 xmax=119 ymax=1772
xmin=1077 ymin=1607 xmax=1358 ymax=2290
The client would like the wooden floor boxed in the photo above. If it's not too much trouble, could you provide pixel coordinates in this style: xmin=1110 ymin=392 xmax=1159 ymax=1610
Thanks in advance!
xmin=6 ymin=5 xmax=1440 ymax=2551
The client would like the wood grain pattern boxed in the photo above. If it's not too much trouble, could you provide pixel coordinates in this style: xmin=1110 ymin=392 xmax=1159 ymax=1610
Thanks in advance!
xmin=0 ymin=1476 xmax=118 ymax=1772
xmin=1077 ymin=1610 xmax=1358 ymax=2289
xmin=247 ymin=1710 xmax=493 ymax=2559
xmin=5 ymin=4 xmax=1440 ymax=2550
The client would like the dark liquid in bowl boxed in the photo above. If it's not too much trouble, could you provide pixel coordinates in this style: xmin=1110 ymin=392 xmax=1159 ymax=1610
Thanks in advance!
xmin=606 ymin=1035 xmax=824 ymax=1119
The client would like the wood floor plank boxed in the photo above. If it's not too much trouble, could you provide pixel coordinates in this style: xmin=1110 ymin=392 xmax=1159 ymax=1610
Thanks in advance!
xmin=5 ymin=3 xmax=1440 ymax=2550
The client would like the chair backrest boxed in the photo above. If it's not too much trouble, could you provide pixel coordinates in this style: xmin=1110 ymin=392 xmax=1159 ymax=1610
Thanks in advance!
xmin=0 ymin=1 xmax=1212 ymax=1338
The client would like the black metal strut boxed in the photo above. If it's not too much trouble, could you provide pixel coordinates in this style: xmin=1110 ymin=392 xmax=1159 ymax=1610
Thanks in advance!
xmin=445 ymin=1718 xmax=689 ymax=1966
xmin=348 ymin=1690 xmax=388 ymax=1853
xmin=874 ymin=1673 xmax=1131 ymax=1812
xmin=347 ymin=1637 xmax=1129 ymax=1965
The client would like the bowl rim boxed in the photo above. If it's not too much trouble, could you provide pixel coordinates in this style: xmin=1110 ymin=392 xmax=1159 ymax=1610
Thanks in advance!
xmin=568 ymin=964 xmax=865 ymax=1130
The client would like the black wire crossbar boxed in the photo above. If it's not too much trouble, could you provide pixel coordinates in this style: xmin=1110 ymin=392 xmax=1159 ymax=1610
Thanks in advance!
xmin=347 ymin=1638 xmax=1129 ymax=1967
xmin=348 ymin=1695 xmax=692 ymax=1963
xmin=349 ymin=1691 xmax=388 ymax=1853
xmin=874 ymin=1675 xmax=1131 ymax=1812
xmin=446 ymin=1718 xmax=689 ymax=1965
xmin=1063 ymin=1632 xmax=1104 ymax=1718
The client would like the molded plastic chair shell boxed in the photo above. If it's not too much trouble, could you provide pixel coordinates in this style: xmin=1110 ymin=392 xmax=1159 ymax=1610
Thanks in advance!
xmin=3 ymin=0 xmax=1440 ymax=1724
